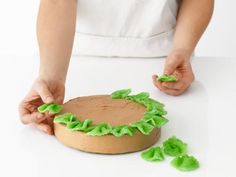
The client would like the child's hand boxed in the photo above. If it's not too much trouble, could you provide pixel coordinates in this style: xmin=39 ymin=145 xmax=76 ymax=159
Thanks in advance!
xmin=19 ymin=78 xmax=65 ymax=134
xmin=152 ymin=50 xmax=194 ymax=96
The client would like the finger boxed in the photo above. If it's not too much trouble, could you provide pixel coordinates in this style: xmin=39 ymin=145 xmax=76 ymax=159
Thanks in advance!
xmin=152 ymin=75 xmax=165 ymax=91
xmin=24 ymin=103 xmax=38 ymax=113
xmin=164 ymin=58 xmax=181 ymax=75
xmin=19 ymin=102 xmax=39 ymax=124
xmin=153 ymin=78 xmax=183 ymax=96
xmin=21 ymin=111 xmax=47 ymax=124
xmin=162 ymin=81 xmax=185 ymax=90
xmin=35 ymin=82 xmax=54 ymax=103
xmin=152 ymin=75 xmax=158 ymax=84
xmin=163 ymin=82 xmax=191 ymax=96
xmin=35 ymin=123 xmax=53 ymax=135
xmin=162 ymin=88 xmax=183 ymax=96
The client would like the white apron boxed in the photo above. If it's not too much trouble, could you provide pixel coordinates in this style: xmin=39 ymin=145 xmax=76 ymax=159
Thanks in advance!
xmin=74 ymin=0 xmax=179 ymax=57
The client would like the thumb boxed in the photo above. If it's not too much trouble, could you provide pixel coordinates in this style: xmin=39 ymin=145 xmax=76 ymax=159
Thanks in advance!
xmin=35 ymin=82 xmax=54 ymax=104
xmin=164 ymin=57 xmax=181 ymax=75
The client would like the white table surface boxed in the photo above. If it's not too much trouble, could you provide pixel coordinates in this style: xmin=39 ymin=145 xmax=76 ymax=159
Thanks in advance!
xmin=0 ymin=55 xmax=236 ymax=177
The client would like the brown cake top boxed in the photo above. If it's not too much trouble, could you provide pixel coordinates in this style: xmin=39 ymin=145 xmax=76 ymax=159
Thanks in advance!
xmin=60 ymin=95 xmax=147 ymax=126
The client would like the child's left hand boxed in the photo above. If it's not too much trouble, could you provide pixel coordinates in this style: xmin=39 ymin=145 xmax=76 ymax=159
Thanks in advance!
xmin=152 ymin=50 xmax=194 ymax=96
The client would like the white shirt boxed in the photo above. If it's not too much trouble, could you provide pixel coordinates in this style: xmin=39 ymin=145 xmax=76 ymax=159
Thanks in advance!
xmin=74 ymin=0 xmax=179 ymax=57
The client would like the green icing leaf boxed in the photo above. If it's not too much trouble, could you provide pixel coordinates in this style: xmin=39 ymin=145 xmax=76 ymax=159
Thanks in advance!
xmin=126 ymin=92 xmax=150 ymax=102
xmin=111 ymin=125 xmax=135 ymax=137
xmin=135 ymin=92 xmax=150 ymax=99
xmin=38 ymin=103 xmax=63 ymax=114
xmin=145 ymin=101 xmax=167 ymax=116
xmin=143 ymin=114 xmax=168 ymax=128
xmin=86 ymin=123 xmax=112 ymax=136
xmin=66 ymin=120 xmax=81 ymax=128
xmin=54 ymin=113 xmax=76 ymax=124
xmin=131 ymin=121 xmax=154 ymax=135
xmin=141 ymin=147 xmax=165 ymax=162
xmin=163 ymin=136 xmax=188 ymax=157
xmin=127 ymin=95 xmax=166 ymax=116
xmin=48 ymin=104 xmax=63 ymax=114
xmin=111 ymin=89 xmax=132 ymax=99
xmin=171 ymin=154 xmax=200 ymax=171
xmin=158 ymin=75 xmax=177 ymax=82
xmin=67 ymin=119 xmax=92 ymax=131
xmin=148 ymin=98 xmax=165 ymax=107
xmin=37 ymin=104 xmax=49 ymax=112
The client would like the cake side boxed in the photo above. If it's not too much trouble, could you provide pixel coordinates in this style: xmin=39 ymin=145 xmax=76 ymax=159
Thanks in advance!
xmin=54 ymin=122 xmax=161 ymax=154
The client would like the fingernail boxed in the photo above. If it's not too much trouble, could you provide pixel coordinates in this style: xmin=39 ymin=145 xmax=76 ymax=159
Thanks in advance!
xmin=46 ymin=97 xmax=53 ymax=103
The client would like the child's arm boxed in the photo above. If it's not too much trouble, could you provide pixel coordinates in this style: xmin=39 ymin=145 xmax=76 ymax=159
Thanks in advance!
xmin=19 ymin=0 xmax=77 ymax=134
xmin=153 ymin=0 xmax=214 ymax=96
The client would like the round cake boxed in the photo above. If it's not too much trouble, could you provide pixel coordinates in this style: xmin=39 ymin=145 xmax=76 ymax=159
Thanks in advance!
xmin=52 ymin=89 xmax=168 ymax=154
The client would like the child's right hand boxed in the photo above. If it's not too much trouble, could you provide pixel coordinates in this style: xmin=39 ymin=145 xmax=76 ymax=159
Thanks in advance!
xmin=19 ymin=78 xmax=65 ymax=135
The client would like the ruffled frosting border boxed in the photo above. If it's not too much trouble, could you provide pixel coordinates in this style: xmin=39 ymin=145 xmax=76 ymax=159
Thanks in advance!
xmin=38 ymin=89 xmax=169 ymax=137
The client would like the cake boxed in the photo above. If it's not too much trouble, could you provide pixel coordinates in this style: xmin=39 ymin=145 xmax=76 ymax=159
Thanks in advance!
xmin=39 ymin=89 xmax=168 ymax=154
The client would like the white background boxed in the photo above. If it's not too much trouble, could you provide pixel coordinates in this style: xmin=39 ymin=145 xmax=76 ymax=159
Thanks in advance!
xmin=0 ymin=0 xmax=236 ymax=57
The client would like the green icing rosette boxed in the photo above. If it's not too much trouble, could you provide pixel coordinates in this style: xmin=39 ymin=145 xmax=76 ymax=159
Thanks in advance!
xmin=143 ymin=114 xmax=168 ymax=128
xmin=111 ymin=89 xmax=132 ymax=99
xmin=163 ymin=136 xmax=188 ymax=157
xmin=126 ymin=92 xmax=166 ymax=116
xmin=141 ymin=146 xmax=165 ymax=162
xmin=67 ymin=119 xmax=92 ymax=131
xmin=54 ymin=113 xmax=76 ymax=124
xmin=38 ymin=103 xmax=63 ymax=114
xmin=86 ymin=123 xmax=112 ymax=136
xmin=171 ymin=154 xmax=199 ymax=171
xmin=158 ymin=75 xmax=177 ymax=82
xmin=147 ymin=98 xmax=165 ymax=108
xmin=111 ymin=125 xmax=135 ymax=137
xmin=131 ymin=121 xmax=154 ymax=135
xmin=126 ymin=92 xmax=150 ymax=102
xmin=145 ymin=101 xmax=167 ymax=116
xmin=140 ymin=136 xmax=200 ymax=172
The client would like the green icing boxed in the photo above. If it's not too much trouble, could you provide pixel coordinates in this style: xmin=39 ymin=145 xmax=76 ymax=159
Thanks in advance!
xmin=163 ymin=136 xmax=188 ymax=157
xmin=38 ymin=103 xmax=63 ymax=114
xmin=171 ymin=154 xmax=199 ymax=171
xmin=86 ymin=123 xmax=112 ymax=136
xmin=131 ymin=121 xmax=154 ymax=135
xmin=126 ymin=92 xmax=166 ymax=116
xmin=111 ymin=89 xmax=168 ymax=136
xmin=158 ymin=75 xmax=177 ymax=82
xmin=67 ymin=119 xmax=92 ymax=131
xmin=141 ymin=147 xmax=165 ymax=162
xmin=147 ymin=105 xmax=166 ymax=115
xmin=37 ymin=104 xmax=48 ymax=112
xmin=143 ymin=114 xmax=168 ymax=128
xmin=145 ymin=101 xmax=167 ymax=116
xmin=126 ymin=92 xmax=150 ymax=102
xmin=54 ymin=113 xmax=76 ymax=124
xmin=148 ymin=98 xmax=165 ymax=107
xmin=111 ymin=89 xmax=132 ymax=99
xmin=111 ymin=125 xmax=134 ymax=137
xmin=140 ymin=136 xmax=200 ymax=172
